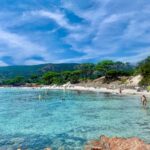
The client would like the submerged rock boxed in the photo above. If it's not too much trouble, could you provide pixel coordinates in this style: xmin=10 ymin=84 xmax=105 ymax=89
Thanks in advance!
xmin=85 ymin=135 xmax=150 ymax=150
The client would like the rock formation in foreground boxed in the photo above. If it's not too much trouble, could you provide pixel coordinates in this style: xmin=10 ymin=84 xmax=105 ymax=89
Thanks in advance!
xmin=85 ymin=136 xmax=150 ymax=150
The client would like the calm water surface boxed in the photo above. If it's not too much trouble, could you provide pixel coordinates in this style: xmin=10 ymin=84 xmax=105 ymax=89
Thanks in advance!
xmin=0 ymin=88 xmax=150 ymax=150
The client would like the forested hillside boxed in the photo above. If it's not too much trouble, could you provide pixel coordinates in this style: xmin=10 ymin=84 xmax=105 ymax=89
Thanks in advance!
xmin=0 ymin=60 xmax=135 ymax=86
xmin=0 ymin=63 xmax=79 ymax=80
xmin=0 ymin=57 xmax=149 ymax=87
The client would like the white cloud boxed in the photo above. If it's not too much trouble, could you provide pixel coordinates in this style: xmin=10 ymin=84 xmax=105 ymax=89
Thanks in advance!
xmin=59 ymin=0 xmax=150 ymax=63
xmin=123 ymin=19 xmax=150 ymax=42
xmin=0 ymin=28 xmax=50 ymax=64
xmin=0 ymin=60 xmax=8 ymax=66
xmin=28 ymin=10 xmax=79 ymax=30
xmin=117 ymin=53 xmax=150 ymax=63
xmin=0 ymin=0 xmax=150 ymax=65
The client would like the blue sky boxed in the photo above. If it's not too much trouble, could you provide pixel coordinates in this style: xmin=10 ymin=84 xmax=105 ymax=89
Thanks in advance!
xmin=0 ymin=0 xmax=150 ymax=66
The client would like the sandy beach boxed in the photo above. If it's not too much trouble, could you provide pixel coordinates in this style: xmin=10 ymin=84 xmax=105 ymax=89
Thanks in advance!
xmin=38 ymin=84 xmax=150 ymax=97
xmin=1 ymin=83 xmax=150 ymax=97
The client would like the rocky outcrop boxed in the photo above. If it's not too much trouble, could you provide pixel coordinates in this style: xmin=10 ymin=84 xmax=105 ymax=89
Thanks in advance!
xmin=85 ymin=136 xmax=150 ymax=150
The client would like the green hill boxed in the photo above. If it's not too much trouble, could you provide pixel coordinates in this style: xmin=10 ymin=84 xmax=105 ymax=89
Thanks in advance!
xmin=0 ymin=63 xmax=79 ymax=80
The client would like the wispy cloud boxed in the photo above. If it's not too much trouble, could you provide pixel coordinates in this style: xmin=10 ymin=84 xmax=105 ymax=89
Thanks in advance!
xmin=0 ymin=0 xmax=149 ymax=66
xmin=26 ymin=10 xmax=79 ymax=30
xmin=0 ymin=60 xmax=8 ymax=66
xmin=0 ymin=28 xmax=50 ymax=64
xmin=60 ymin=0 xmax=150 ymax=62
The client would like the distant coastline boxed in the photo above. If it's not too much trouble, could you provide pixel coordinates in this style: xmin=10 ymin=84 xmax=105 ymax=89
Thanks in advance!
xmin=0 ymin=57 xmax=150 ymax=93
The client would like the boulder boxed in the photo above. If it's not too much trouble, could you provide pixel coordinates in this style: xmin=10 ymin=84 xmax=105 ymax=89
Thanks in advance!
xmin=85 ymin=136 xmax=150 ymax=150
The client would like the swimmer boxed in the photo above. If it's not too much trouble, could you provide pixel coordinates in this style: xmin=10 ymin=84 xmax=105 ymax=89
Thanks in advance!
xmin=141 ymin=95 xmax=147 ymax=106
xmin=38 ymin=94 xmax=42 ymax=100
xmin=77 ymin=90 xmax=81 ymax=95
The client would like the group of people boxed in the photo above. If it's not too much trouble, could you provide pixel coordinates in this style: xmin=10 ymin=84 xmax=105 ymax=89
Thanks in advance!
xmin=39 ymin=88 xmax=148 ymax=107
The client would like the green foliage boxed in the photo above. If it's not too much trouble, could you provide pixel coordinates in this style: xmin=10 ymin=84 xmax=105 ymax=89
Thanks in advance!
xmin=28 ymin=74 xmax=40 ymax=83
xmin=52 ymin=77 xmax=63 ymax=85
xmin=96 ymin=60 xmax=114 ymax=76
xmin=106 ymin=70 xmax=133 ymax=80
xmin=3 ymin=76 xmax=25 ymax=86
xmin=147 ymin=86 xmax=150 ymax=92
xmin=92 ymin=70 xmax=102 ymax=79
xmin=96 ymin=60 xmax=134 ymax=79
xmin=42 ymin=72 xmax=59 ymax=85
xmin=41 ymin=70 xmax=82 ymax=85
xmin=0 ymin=60 xmax=136 ymax=86
xmin=61 ymin=71 xmax=72 ymax=83
xmin=59 ymin=70 xmax=81 ymax=84
xmin=0 ymin=63 xmax=79 ymax=80
xmin=138 ymin=56 xmax=150 ymax=85
xmin=106 ymin=70 xmax=119 ymax=79
xmin=77 ymin=63 xmax=95 ymax=79
xmin=69 ymin=70 xmax=81 ymax=84
xmin=31 ymin=74 xmax=38 ymax=80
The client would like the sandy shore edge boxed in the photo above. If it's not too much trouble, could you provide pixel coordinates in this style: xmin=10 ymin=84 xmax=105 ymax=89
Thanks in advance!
xmin=1 ymin=85 xmax=149 ymax=96
xmin=45 ymin=85 xmax=150 ymax=96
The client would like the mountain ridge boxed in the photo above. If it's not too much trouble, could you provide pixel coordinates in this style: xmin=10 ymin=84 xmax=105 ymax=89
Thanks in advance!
xmin=0 ymin=63 xmax=80 ymax=80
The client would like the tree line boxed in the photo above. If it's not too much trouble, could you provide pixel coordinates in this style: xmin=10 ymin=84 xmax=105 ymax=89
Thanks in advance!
xmin=1 ymin=57 xmax=150 ymax=86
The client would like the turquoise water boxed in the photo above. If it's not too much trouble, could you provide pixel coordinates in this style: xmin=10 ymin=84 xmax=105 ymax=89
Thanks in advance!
xmin=0 ymin=88 xmax=150 ymax=150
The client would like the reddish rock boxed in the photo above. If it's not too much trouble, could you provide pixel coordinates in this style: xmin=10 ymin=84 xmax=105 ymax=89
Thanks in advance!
xmin=85 ymin=136 xmax=150 ymax=150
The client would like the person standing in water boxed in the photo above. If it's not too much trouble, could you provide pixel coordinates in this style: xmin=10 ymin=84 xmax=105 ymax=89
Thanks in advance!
xmin=119 ymin=87 xmax=122 ymax=94
xmin=38 ymin=94 xmax=42 ymax=100
xmin=77 ymin=90 xmax=81 ymax=95
xmin=141 ymin=95 xmax=147 ymax=106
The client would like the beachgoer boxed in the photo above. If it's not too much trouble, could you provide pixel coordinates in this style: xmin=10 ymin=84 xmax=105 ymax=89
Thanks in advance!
xmin=61 ymin=97 xmax=65 ymax=101
xmin=62 ymin=98 xmax=65 ymax=101
xmin=119 ymin=87 xmax=122 ymax=94
xmin=38 ymin=94 xmax=41 ymax=100
xmin=141 ymin=95 xmax=147 ymax=106
xmin=77 ymin=90 xmax=81 ymax=95
xmin=45 ymin=90 xmax=48 ymax=95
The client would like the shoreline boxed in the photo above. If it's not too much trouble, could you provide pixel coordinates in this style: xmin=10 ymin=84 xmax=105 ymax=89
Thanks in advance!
xmin=1 ymin=85 xmax=150 ymax=97
xmin=45 ymin=85 xmax=150 ymax=96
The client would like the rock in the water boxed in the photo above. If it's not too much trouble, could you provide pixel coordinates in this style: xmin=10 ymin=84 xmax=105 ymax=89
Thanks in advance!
xmin=85 ymin=136 xmax=150 ymax=150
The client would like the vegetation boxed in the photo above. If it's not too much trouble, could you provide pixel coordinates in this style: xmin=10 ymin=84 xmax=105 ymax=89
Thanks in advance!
xmin=2 ymin=76 xmax=25 ymax=86
xmin=147 ymin=86 xmax=150 ymax=92
xmin=137 ymin=56 xmax=150 ymax=85
xmin=0 ymin=57 xmax=150 ymax=86
xmin=0 ymin=63 xmax=79 ymax=80
xmin=96 ymin=60 xmax=133 ymax=80
xmin=0 ymin=60 xmax=136 ymax=86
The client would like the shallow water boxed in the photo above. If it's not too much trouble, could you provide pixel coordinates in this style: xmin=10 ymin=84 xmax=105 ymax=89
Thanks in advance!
xmin=0 ymin=88 xmax=150 ymax=150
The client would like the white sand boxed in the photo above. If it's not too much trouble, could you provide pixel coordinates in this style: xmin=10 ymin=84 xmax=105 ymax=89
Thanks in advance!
xmin=126 ymin=75 xmax=143 ymax=87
